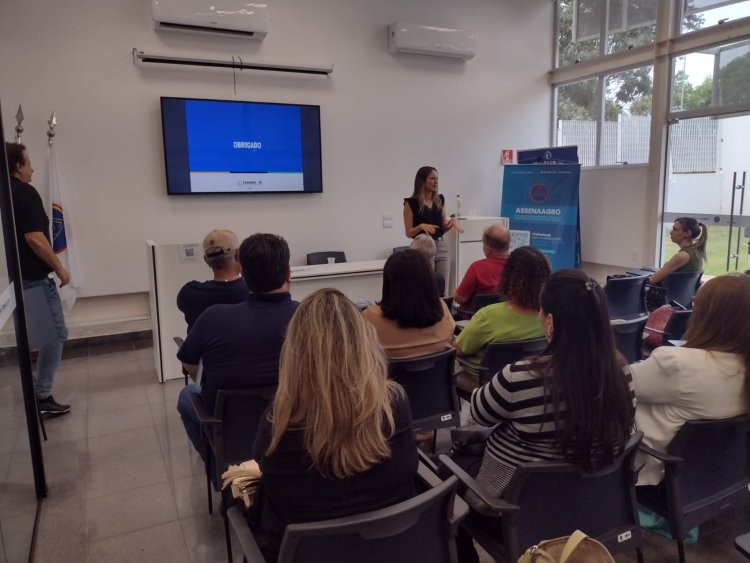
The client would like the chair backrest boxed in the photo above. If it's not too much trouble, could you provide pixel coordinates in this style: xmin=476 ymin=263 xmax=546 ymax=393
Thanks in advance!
xmin=213 ymin=387 xmax=276 ymax=470
xmin=610 ymin=316 xmax=648 ymax=363
xmin=480 ymin=338 xmax=548 ymax=385
xmin=604 ymin=274 xmax=648 ymax=318
xmin=663 ymin=309 xmax=692 ymax=341
xmin=665 ymin=417 xmax=750 ymax=510
xmin=392 ymin=246 xmax=410 ymax=254
xmin=502 ymin=433 xmax=644 ymax=561
xmin=470 ymin=293 xmax=503 ymax=313
xmin=661 ymin=270 xmax=702 ymax=307
xmin=388 ymin=348 xmax=459 ymax=432
xmin=278 ymin=475 xmax=460 ymax=563
xmin=307 ymin=251 xmax=347 ymax=265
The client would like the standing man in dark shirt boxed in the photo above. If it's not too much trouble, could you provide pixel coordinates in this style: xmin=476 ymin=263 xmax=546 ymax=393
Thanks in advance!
xmin=176 ymin=229 xmax=247 ymax=332
xmin=176 ymin=233 xmax=298 ymax=473
xmin=5 ymin=143 xmax=70 ymax=415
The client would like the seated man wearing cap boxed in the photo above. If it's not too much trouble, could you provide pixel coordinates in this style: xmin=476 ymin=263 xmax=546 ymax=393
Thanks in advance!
xmin=452 ymin=224 xmax=510 ymax=307
xmin=176 ymin=233 xmax=299 ymax=480
xmin=177 ymin=229 xmax=248 ymax=332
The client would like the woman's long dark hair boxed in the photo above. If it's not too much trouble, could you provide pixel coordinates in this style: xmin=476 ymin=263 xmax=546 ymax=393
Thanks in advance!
xmin=537 ymin=269 xmax=634 ymax=472
xmin=379 ymin=249 xmax=444 ymax=328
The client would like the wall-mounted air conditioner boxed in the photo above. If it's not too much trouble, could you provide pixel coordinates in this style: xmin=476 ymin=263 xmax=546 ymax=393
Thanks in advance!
xmin=152 ymin=0 xmax=269 ymax=40
xmin=388 ymin=22 xmax=476 ymax=61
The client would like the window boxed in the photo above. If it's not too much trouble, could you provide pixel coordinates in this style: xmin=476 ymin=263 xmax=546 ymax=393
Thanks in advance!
xmin=557 ymin=0 xmax=657 ymax=67
xmin=681 ymin=0 xmax=750 ymax=34
xmin=554 ymin=65 xmax=653 ymax=166
xmin=601 ymin=66 xmax=653 ymax=165
xmin=671 ymin=40 xmax=750 ymax=112
xmin=556 ymin=78 xmax=600 ymax=166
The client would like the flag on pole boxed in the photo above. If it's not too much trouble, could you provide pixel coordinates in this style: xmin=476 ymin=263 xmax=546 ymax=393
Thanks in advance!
xmin=48 ymin=144 xmax=83 ymax=312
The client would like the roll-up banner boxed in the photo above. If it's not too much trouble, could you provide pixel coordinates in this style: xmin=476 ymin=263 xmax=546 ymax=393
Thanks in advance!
xmin=500 ymin=147 xmax=581 ymax=271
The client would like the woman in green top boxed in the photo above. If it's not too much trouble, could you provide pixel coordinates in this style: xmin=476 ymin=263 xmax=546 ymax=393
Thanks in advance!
xmin=649 ymin=217 xmax=708 ymax=284
xmin=454 ymin=246 xmax=551 ymax=380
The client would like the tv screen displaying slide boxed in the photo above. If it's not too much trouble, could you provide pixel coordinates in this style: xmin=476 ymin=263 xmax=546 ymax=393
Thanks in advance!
xmin=160 ymin=97 xmax=323 ymax=195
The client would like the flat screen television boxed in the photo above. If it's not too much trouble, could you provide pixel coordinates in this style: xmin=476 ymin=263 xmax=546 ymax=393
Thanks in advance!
xmin=160 ymin=97 xmax=323 ymax=195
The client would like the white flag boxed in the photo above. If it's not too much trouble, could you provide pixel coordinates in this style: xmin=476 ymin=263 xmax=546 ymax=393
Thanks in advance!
xmin=48 ymin=144 xmax=83 ymax=312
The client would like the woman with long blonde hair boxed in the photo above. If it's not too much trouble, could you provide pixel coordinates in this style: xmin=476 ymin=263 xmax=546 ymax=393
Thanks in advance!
xmin=248 ymin=288 xmax=418 ymax=559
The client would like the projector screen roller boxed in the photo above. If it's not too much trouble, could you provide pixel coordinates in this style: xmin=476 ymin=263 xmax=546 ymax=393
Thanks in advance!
xmin=160 ymin=97 xmax=323 ymax=195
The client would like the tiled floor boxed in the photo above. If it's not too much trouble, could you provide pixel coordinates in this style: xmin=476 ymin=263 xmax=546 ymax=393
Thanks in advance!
xmin=33 ymin=344 xmax=239 ymax=563
xmin=22 ymin=342 xmax=750 ymax=563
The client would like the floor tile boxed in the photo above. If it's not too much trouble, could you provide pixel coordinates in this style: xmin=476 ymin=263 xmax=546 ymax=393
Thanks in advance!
xmin=87 ymin=386 xmax=148 ymax=415
xmin=33 ymin=496 xmax=87 ymax=563
xmin=0 ymin=510 xmax=36 ymax=561
xmin=88 ymin=520 xmax=190 ymax=563
xmin=86 ymin=426 xmax=161 ymax=466
xmin=87 ymin=404 xmax=153 ymax=439
xmin=85 ymin=482 xmax=178 ymax=541
xmin=180 ymin=513 xmax=242 ymax=563
xmin=84 ymin=447 xmax=169 ymax=499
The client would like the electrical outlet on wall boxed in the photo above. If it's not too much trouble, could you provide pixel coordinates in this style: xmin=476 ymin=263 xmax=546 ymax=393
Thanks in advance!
xmin=383 ymin=214 xmax=394 ymax=228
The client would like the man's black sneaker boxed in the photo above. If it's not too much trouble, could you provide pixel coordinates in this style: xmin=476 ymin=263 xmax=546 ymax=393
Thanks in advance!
xmin=38 ymin=395 xmax=71 ymax=415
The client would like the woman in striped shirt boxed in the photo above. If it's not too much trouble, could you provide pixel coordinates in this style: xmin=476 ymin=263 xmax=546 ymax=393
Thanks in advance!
xmin=457 ymin=270 xmax=635 ymax=562
xmin=471 ymin=269 xmax=635 ymax=496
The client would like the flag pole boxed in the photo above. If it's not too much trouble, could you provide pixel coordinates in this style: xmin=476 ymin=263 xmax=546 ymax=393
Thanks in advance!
xmin=47 ymin=111 xmax=57 ymax=146
xmin=14 ymin=105 xmax=24 ymax=143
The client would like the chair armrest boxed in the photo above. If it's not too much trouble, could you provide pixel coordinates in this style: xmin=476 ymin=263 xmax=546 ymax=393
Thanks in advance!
xmin=438 ymin=454 xmax=519 ymax=515
xmin=173 ymin=336 xmax=185 ymax=348
xmin=417 ymin=449 xmax=439 ymax=474
xmin=416 ymin=460 xmax=470 ymax=528
xmin=226 ymin=506 xmax=267 ymax=563
xmin=638 ymin=444 xmax=683 ymax=464
xmin=189 ymin=393 xmax=221 ymax=426
xmin=455 ymin=357 xmax=488 ymax=374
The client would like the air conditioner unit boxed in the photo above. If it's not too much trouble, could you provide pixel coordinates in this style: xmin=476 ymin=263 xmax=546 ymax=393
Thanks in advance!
xmin=152 ymin=0 xmax=269 ymax=40
xmin=388 ymin=22 xmax=476 ymax=61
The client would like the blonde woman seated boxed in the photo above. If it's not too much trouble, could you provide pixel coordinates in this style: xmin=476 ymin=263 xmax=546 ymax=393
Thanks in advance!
xmin=248 ymin=289 xmax=418 ymax=560
xmin=631 ymin=273 xmax=750 ymax=486
xmin=454 ymin=246 xmax=550 ymax=383
xmin=648 ymin=217 xmax=707 ymax=285
xmin=363 ymin=249 xmax=455 ymax=359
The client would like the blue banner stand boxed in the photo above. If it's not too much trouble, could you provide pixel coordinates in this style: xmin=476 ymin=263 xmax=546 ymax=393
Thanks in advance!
xmin=500 ymin=164 xmax=581 ymax=271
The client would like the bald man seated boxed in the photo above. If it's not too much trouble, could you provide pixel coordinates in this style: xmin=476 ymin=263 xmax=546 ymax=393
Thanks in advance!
xmin=452 ymin=224 xmax=510 ymax=306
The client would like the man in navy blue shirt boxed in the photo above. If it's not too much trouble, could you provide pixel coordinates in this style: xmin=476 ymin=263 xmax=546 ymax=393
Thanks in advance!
xmin=176 ymin=233 xmax=298 ymax=470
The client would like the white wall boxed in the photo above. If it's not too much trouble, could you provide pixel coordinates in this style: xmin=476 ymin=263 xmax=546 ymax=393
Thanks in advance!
xmin=0 ymin=0 xmax=554 ymax=303
xmin=579 ymin=165 xmax=652 ymax=269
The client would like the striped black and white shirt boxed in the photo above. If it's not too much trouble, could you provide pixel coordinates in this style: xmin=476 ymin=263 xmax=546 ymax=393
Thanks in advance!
xmin=470 ymin=356 xmax=635 ymax=496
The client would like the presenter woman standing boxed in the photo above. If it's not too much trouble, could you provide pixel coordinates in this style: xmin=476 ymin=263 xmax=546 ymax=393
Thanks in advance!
xmin=403 ymin=166 xmax=463 ymax=294
xmin=648 ymin=217 xmax=708 ymax=284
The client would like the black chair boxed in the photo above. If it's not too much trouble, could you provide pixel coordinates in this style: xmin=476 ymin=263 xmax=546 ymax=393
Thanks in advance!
xmin=610 ymin=316 xmax=648 ymax=363
xmin=226 ymin=463 xmax=467 ymax=563
xmin=439 ymin=432 xmax=644 ymax=563
xmin=661 ymin=270 xmax=703 ymax=307
xmin=637 ymin=417 xmax=750 ymax=563
xmin=306 ymin=251 xmax=347 ymax=265
xmin=455 ymin=338 xmax=548 ymax=401
xmin=664 ymin=309 xmax=692 ymax=342
xmin=392 ymin=245 xmax=410 ymax=254
xmin=388 ymin=349 xmax=460 ymax=450
xmin=454 ymin=293 xmax=503 ymax=319
xmin=736 ymin=532 xmax=750 ymax=558
xmin=604 ymin=274 xmax=648 ymax=318
xmin=191 ymin=387 xmax=276 ymax=562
